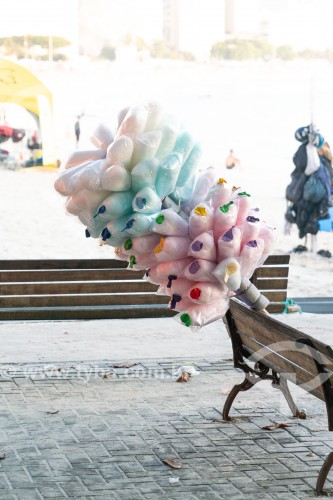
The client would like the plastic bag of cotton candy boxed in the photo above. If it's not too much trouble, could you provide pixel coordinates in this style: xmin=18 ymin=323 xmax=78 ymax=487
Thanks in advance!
xmin=54 ymin=101 xmax=277 ymax=329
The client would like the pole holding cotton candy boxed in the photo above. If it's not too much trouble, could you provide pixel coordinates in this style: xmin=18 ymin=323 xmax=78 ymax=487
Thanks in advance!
xmin=54 ymin=101 xmax=277 ymax=329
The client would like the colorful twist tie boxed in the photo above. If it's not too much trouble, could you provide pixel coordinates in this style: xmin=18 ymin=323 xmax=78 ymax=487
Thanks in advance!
xmin=156 ymin=214 xmax=165 ymax=224
xmin=101 ymin=228 xmax=111 ymax=241
xmin=190 ymin=287 xmax=201 ymax=300
xmin=180 ymin=313 xmax=191 ymax=327
xmin=191 ymin=240 xmax=203 ymax=251
xmin=217 ymin=178 xmax=227 ymax=185
xmin=85 ymin=229 xmax=91 ymax=238
xmin=237 ymin=191 xmax=251 ymax=197
xmin=170 ymin=294 xmax=182 ymax=310
xmin=122 ymin=219 xmax=135 ymax=232
xmin=93 ymin=205 xmax=106 ymax=218
xmin=124 ymin=239 xmax=132 ymax=250
xmin=194 ymin=206 xmax=207 ymax=216
xmin=222 ymin=227 xmax=234 ymax=242
xmin=246 ymin=240 xmax=257 ymax=248
xmin=246 ymin=215 xmax=260 ymax=223
xmin=167 ymin=275 xmax=177 ymax=288
xmin=129 ymin=255 xmax=136 ymax=268
xmin=154 ymin=237 xmax=165 ymax=253
xmin=220 ymin=201 xmax=234 ymax=213
xmin=189 ymin=261 xmax=200 ymax=274
xmin=136 ymin=197 xmax=146 ymax=209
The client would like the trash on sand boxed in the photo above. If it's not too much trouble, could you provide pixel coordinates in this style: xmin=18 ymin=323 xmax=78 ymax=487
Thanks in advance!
xmin=174 ymin=365 xmax=200 ymax=382
xmin=46 ymin=409 xmax=59 ymax=415
xmin=177 ymin=372 xmax=191 ymax=382
xmin=112 ymin=361 xmax=138 ymax=369
xmin=169 ymin=477 xmax=180 ymax=484
xmin=307 ymin=452 xmax=316 ymax=457
xmin=162 ymin=458 xmax=183 ymax=469
xmin=261 ymin=422 xmax=292 ymax=430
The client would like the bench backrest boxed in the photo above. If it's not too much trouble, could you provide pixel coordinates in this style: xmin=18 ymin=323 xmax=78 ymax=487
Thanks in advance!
xmin=250 ymin=254 xmax=290 ymax=314
xmin=0 ymin=254 xmax=289 ymax=321
xmin=226 ymin=298 xmax=333 ymax=416
xmin=0 ymin=259 xmax=172 ymax=321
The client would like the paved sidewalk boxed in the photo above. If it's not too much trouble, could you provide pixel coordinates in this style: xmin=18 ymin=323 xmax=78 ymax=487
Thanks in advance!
xmin=0 ymin=358 xmax=332 ymax=499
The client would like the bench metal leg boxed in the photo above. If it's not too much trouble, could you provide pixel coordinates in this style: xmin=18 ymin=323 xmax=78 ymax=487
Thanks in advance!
xmin=272 ymin=375 xmax=306 ymax=419
xmin=316 ymin=452 xmax=333 ymax=496
xmin=223 ymin=377 xmax=254 ymax=421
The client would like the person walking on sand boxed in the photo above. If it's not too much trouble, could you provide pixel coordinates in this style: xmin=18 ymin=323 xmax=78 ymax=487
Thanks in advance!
xmin=225 ymin=149 xmax=240 ymax=169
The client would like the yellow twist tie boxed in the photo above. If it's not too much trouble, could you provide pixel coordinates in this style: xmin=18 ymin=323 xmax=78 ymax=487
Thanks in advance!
xmin=217 ymin=178 xmax=227 ymax=185
xmin=194 ymin=206 xmax=207 ymax=216
xmin=154 ymin=237 xmax=165 ymax=253
xmin=224 ymin=262 xmax=238 ymax=283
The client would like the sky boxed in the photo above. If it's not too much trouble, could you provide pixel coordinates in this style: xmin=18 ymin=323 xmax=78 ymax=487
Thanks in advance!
xmin=1 ymin=0 xmax=333 ymax=54
xmin=0 ymin=0 xmax=80 ymax=41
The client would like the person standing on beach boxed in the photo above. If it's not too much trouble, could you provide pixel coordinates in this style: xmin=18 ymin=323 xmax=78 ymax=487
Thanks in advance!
xmin=74 ymin=117 xmax=81 ymax=148
xmin=225 ymin=149 xmax=240 ymax=169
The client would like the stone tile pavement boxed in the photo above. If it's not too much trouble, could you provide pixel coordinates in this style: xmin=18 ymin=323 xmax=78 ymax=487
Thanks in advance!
xmin=0 ymin=358 xmax=331 ymax=499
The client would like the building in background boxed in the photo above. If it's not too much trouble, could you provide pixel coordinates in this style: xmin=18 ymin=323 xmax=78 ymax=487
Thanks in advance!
xmin=163 ymin=0 xmax=225 ymax=60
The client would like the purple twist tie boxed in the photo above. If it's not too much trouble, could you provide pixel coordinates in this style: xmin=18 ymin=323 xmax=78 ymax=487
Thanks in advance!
xmin=191 ymin=240 xmax=203 ymax=252
xmin=246 ymin=240 xmax=258 ymax=247
xmin=222 ymin=227 xmax=234 ymax=242
xmin=189 ymin=261 xmax=200 ymax=274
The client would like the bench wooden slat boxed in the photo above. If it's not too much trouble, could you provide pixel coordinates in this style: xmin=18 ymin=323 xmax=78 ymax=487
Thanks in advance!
xmin=254 ymin=266 xmax=289 ymax=278
xmin=0 ymin=281 xmax=159 ymax=296
xmin=0 ymin=305 xmax=176 ymax=321
xmin=260 ymin=291 xmax=287 ymax=302
xmin=0 ymin=259 xmax=129 ymax=270
xmin=262 ymin=255 xmax=290 ymax=265
xmin=254 ymin=278 xmax=288 ymax=291
xmin=0 ymin=269 xmax=145 ymax=283
xmin=0 ymin=293 xmax=170 ymax=308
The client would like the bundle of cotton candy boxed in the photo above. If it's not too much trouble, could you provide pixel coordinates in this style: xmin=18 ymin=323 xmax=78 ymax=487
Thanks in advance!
xmin=54 ymin=102 xmax=277 ymax=329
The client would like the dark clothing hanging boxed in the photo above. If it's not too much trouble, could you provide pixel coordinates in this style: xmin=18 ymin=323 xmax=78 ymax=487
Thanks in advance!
xmin=285 ymin=142 xmax=332 ymax=239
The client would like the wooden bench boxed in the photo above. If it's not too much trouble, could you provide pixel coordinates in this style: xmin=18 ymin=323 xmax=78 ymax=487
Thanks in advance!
xmin=0 ymin=259 xmax=174 ymax=321
xmin=0 ymin=255 xmax=289 ymax=321
xmin=224 ymin=284 xmax=333 ymax=495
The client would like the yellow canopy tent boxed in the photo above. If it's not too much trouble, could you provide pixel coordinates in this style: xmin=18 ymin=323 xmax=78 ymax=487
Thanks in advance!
xmin=0 ymin=57 xmax=57 ymax=167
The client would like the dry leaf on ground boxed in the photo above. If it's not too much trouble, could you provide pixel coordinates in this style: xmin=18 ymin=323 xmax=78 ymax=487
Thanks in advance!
xmin=307 ymin=452 xmax=316 ymax=457
xmin=46 ymin=410 xmax=59 ymax=415
xmin=112 ymin=362 xmax=138 ymax=369
xmin=261 ymin=423 xmax=292 ymax=430
xmin=162 ymin=458 xmax=183 ymax=469
xmin=177 ymin=372 xmax=191 ymax=382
